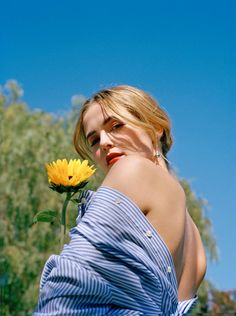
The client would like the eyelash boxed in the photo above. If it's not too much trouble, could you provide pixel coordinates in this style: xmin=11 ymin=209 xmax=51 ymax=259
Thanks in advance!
xmin=91 ymin=138 xmax=99 ymax=147
xmin=111 ymin=123 xmax=124 ymax=131
xmin=90 ymin=123 xmax=124 ymax=147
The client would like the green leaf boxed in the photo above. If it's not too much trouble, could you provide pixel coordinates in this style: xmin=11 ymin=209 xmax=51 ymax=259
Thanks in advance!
xmin=32 ymin=210 xmax=58 ymax=225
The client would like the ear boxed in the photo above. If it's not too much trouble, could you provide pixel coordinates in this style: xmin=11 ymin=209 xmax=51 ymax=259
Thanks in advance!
xmin=152 ymin=128 xmax=163 ymax=152
xmin=156 ymin=127 xmax=163 ymax=140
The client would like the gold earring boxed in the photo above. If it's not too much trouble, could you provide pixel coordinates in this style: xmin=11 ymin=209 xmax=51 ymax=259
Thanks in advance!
xmin=154 ymin=151 xmax=161 ymax=159
xmin=155 ymin=150 xmax=171 ymax=165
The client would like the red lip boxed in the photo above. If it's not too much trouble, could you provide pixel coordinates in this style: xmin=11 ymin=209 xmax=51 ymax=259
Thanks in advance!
xmin=106 ymin=152 xmax=124 ymax=165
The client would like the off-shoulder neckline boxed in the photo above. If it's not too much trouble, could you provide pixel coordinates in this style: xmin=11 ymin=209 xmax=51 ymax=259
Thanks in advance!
xmin=97 ymin=186 xmax=177 ymax=278
xmin=97 ymin=186 xmax=198 ymax=305
xmin=78 ymin=186 xmax=197 ymax=305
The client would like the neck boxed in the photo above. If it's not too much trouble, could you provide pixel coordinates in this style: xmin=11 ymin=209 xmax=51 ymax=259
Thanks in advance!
xmin=158 ymin=157 xmax=169 ymax=173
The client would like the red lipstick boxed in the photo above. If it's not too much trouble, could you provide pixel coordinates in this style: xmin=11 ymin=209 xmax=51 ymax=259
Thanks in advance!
xmin=106 ymin=153 xmax=124 ymax=166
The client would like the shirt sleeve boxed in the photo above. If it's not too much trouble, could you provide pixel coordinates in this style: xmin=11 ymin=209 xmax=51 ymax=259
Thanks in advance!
xmin=33 ymin=255 xmax=112 ymax=315
xmin=33 ymin=187 xmax=189 ymax=315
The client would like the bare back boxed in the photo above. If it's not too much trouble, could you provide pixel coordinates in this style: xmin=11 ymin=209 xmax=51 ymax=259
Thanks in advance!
xmin=142 ymin=169 xmax=206 ymax=300
xmin=146 ymin=177 xmax=207 ymax=300
xmin=102 ymin=156 xmax=207 ymax=301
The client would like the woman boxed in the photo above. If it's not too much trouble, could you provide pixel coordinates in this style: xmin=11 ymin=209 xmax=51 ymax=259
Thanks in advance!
xmin=34 ymin=85 xmax=206 ymax=315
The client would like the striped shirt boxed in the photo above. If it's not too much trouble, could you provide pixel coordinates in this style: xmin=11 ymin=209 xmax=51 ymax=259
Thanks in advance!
xmin=33 ymin=186 xmax=198 ymax=315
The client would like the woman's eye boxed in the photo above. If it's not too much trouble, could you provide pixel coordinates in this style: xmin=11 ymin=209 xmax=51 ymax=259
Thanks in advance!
xmin=111 ymin=123 xmax=124 ymax=131
xmin=90 ymin=138 xmax=99 ymax=147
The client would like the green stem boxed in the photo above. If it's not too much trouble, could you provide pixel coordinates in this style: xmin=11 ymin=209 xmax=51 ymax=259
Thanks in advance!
xmin=60 ymin=192 xmax=72 ymax=249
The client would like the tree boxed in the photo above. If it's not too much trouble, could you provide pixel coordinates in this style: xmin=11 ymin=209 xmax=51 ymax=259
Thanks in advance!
xmin=0 ymin=81 xmax=102 ymax=315
xmin=181 ymin=179 xmax=218 ymax=262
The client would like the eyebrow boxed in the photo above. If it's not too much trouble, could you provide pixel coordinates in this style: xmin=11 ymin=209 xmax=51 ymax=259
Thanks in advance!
xmin=86 ymin=116 xmax=114 ymax=140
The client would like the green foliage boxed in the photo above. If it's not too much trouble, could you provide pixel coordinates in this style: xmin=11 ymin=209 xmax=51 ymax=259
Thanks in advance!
xmin=189 ymin=281 xmax=236 ymax=315
xmin=0 ymin=80 xmax=103 ymax=315
xmin=180 ymin=181 xmax=222 ymax=314
xmin=0 ymin=80 xmax=229 ymax=315
xmin=32 ymin=209 xmax=58 ymax=225
xmin=180 ymin=180 xmax=218 ymax=262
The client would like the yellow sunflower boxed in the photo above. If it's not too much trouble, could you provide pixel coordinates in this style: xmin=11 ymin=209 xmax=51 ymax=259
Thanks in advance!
xmin=45 ymin=159 xmax=95 ymax=192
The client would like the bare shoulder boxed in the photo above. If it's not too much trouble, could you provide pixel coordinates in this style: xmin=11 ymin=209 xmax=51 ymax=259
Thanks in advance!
xmin=101 ymin=156 xmax=184 ymax=213
xmin=102 ymin=155 xmax=155 ymax=184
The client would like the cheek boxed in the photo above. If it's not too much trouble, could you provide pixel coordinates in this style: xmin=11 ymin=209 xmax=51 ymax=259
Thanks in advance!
xmin=136 ymin=130 xmax=152 ymax=145
xmin=137 ymin=132 xmax=155 ymax=153
xmin=94 ymin=148 xmax=101 ymax=160
xmin=93 ymin=148 xmax=107 ymax=172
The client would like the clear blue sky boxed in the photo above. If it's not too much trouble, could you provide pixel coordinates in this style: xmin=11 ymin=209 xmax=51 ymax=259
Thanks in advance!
xmin=1 ymin=0 xmax=235 ymax=290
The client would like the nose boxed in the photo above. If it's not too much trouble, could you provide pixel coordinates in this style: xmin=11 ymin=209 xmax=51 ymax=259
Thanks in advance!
xmin=100 ymin=130 xmax=113 ymax=151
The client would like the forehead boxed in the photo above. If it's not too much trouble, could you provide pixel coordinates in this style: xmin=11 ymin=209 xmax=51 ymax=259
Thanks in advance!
xmin=83 ymin=102 xmax=109 ymax=135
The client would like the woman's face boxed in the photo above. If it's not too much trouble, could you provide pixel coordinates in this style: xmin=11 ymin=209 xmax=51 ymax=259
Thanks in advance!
xmin=83 ymin=102 xmax=157 ymax=173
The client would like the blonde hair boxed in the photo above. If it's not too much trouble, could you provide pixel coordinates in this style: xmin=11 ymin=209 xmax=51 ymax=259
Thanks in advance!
xmin=74 ymin=85 xmax=173 ymax=163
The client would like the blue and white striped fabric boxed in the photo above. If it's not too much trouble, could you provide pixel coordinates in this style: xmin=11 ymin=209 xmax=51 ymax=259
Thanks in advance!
xmin=33 ymin=186 xmax=198 ymax=315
